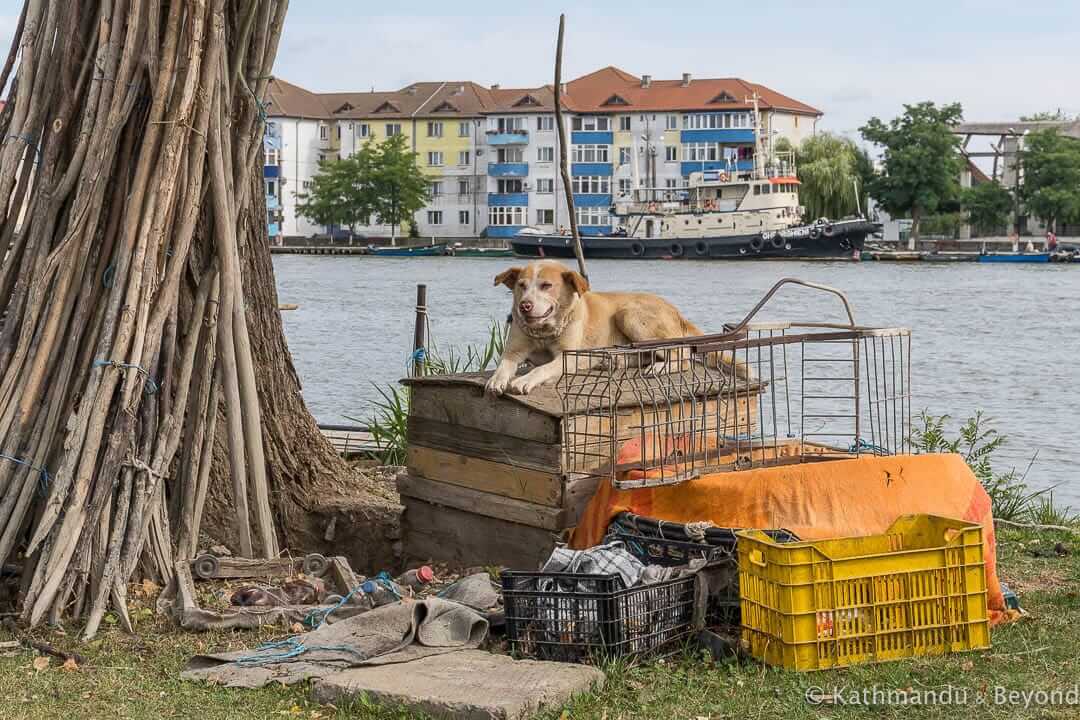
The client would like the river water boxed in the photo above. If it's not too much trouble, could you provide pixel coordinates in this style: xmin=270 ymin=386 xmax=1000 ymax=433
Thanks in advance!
xmin=274 ymin=256 xmax=1080 ymax=505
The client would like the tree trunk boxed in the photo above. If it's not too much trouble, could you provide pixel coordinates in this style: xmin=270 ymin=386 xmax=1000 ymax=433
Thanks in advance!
xmin=909 ymin=205 xmax=921 ymax=250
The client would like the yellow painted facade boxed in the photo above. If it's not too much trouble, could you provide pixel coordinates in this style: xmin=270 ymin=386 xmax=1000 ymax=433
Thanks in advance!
xmin=411 ymin=117 xmax=480 ymax=177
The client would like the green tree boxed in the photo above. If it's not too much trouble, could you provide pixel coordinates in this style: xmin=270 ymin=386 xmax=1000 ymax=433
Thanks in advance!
xmin=369 ymin=133 xmax=431 ymax=241
xmin=961 ymin=182 xmax=1013 ymax=235
xmin=860 ymin=102 xmax=965 ymax=247
xmin=1019 ymin=128 xmax=1080 ymax=232
xmin=1020 ymin=109 xmax=1075 ymax=122
xmin=788 ymin=133 xmax=864 ymax=221
xmin=295 ymin=133 xmax=429 ymax=241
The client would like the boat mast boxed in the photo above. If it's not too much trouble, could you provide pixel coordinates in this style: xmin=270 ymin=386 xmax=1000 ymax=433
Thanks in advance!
xmin=746 ymin=91 xmax=764 ymax=180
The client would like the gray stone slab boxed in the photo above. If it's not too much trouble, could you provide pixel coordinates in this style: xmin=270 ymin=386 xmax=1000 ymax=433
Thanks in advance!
xmin=312 ymin=649 xmax=604 ymax=720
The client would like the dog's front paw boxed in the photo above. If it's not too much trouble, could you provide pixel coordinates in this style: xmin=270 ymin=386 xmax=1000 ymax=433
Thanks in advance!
xmin=508 ymin=373 xmax=542 ymax=395
xmin=485 ymin=373 xmax=511 ymax=396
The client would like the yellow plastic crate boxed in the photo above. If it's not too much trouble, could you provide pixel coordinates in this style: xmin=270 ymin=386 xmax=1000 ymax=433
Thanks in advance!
xmin=737 ymin=514 xmax=991 ymax=671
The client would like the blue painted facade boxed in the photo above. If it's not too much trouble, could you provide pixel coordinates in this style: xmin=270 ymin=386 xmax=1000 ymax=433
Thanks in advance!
xmin=571 ymin=163 xmax=613 ymax=176
xmin=488 ymin=162 xmax=529 ymax=177
xmin=679 ymin=129 xmax=756 ymax=144
xmin=263 ymin=165 xmax=280 ymax=178
xmin=573 ymin=193 xmax=612 ymax=208
xmin=486 ymin=226 xmax=524 ymax=238
xmin=486 ymin=131 xmax=530 ymax=146
xmin=571 ymin=131 xmax=614 ymax=145
xmin=680 ymin=159 xmax=754 ymax=176
xmin=488 ymin=192 xmax=529 ymax=207
xmin=580 ymin=226 xmax=612 ymax=236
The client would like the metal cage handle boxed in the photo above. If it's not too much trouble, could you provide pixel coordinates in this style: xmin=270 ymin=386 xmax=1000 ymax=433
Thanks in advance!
xmin=725 ymin=278 xmax=856 ymax=335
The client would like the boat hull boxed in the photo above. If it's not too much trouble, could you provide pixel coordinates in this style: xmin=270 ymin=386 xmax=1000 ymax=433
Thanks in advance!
xmin=510 ymin=221 xmax=875 ymax=260
xmin=368 ymin=244 xmax=448 ymax=257
xmin=978 ymin=253 xmax=1050 ymax=264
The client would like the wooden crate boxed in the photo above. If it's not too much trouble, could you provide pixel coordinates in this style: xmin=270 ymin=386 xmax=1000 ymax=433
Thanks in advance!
xmin=399 ymin=371 xmax=759 ymax=570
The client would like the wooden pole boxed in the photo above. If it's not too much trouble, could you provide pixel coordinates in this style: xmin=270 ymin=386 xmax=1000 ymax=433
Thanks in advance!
xmin=554 ymin=14 xmax=588 ymax=282
xmin=412 ymin=284 xmax=427 ymax=377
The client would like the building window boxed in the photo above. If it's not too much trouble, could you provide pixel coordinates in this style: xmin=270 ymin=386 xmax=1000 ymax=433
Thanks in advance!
xmin=428 ymin=151 xmax=444 ymax=166
xmin=571 ymin=176 xmax=611 ymax=194
xmin=336 ymin=125 xmax=341 ymax=139
xmin=458 ymin=179 xmax=470 ymax=196
xmin=576 ymin=207 xmax=610 ymax=226
xmin=536 ymin=178 xmax=554 ymax=193
xmin=264 ymin=148 xmax=279 ymax=166
xmin=489 ymin=206 xmax=526 ymax=226
xmin=619 ymin=115 xmax=631 ymax=131
xmin=536 ymin=209 xmax=555 ymax=225
xmin=618 ymin=147 xmax=631 ymax=165
xmin=458 ymin=150 xmax=471 ymax=166
xmin=358 ymin=123 xmax=370 ymax=138
xmin=319 ymin=125 xmax=328 ymax=140
xmin=537 ymin=116 xmax=554 ymax=131
xmin=427 ymin=121 xmax=444 ymax=137
xmin=459 ymin=121 xmax=471 ymax=137
xmin=459 ymin=210 xmax=470 ymax=225
xmin=682 ymin=143 xmax=720 ymax=162
xmin=665 ymin=145 xmax=677 ymax=162
xmin=430 ymin=181 xmax=443 ymax=196
xmin=666 ymin=115 xmax=678 ymax=130
xmin=266 ymin=180 xmax=277 ymax=196
xmin=537 ymin=146 xmax=555 ymax=163
xmin=794 ymin=115 xmax=800 ymax=128
xmin=571 ymin=144 xmax=610 ymax=163
xmin=427 ymin=210 xmax=443 ymax=225
xmin=571 ymin=116 xmax=611 ymax=131
xmin=492 ymin=116 xmax=526 ymax=132
xmin=302 ymin=180 xmax=312 ymax=190
xmin=618 ymin=178 xmax=632 ymax=194
xmin=497 ymin=178 xmax=524 ymax=193
xmin=496 ymin=147 xmax=525 ymax=163
xmin=680 ymin=112 xmax=751 ymax=130
xmin=386 ymin=123 xmax=402 ymax=137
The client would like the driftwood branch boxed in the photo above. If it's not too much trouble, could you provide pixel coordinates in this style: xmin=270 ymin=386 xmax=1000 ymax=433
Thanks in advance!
xmin=553 ymin=13 xmax=587 ymax=282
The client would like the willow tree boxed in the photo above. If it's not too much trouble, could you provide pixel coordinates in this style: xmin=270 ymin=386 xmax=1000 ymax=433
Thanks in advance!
xmin=786 ymin=133 xmax=869 ymax=222
xmin=0 ymin=0 xmax=364 ymax=637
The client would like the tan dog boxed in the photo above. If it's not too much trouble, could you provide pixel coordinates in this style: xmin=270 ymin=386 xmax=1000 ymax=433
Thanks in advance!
xmin=485 ymin=260 xmax=745 ymax=396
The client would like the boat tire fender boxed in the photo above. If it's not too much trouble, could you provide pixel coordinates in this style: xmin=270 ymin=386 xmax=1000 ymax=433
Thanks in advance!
xmin=809 ymin=226 xmax=822 ymax=240
xmin=823 ymin=223 xmax=836 ymax=237
xmin=694 ymin=240 xmax=709 ymax=256
xmin=771 ymin=233 xmax=785 ymax=249
xmin=630 ymin=241 xmax=646 ymax=257
xmin=670 ymin=242 xmax=684 ymax=257
xmin=749 ymin=236 xmax=764 ymax=252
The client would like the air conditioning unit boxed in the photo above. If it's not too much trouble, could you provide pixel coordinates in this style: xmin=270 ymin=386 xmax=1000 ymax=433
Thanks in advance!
xmin=523 ymin=182 xmax=530 ymax=190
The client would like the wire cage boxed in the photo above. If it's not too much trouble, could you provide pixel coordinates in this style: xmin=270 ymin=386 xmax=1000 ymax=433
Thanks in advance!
xmin=558 ymin=279 xmax=912 ymax=490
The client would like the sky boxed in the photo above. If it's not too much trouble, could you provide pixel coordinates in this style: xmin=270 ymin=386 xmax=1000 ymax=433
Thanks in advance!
xmin=0 ymin=1 xmax=1077 ymax=139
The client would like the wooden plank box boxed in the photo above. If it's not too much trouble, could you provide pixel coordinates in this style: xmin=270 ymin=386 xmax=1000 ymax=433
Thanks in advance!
xmin=399 ymin=371 xmax=759 ymax=570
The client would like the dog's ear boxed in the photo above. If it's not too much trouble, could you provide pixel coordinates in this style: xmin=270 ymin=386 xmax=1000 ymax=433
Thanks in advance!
xmin=562 ymin=270 xmax=590 ymax=296
xmin=494 ymin=267 xmax=523 ymax=288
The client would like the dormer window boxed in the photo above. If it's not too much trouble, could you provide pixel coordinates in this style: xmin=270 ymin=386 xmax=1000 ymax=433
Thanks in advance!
xmin=433 ymin=101 xmax=459 ymax=113
xmin=374 ymin=101 xmax=400 ymax=113
xmin=333 ymin=102 xmax=355 ymax=114
xmin=513 ymin=94 xmax=541 ymax=107
xmin=602 ymin=94 xmax=629 ymax=106
xmin=709 ymin=91 xmax=737 ymax=104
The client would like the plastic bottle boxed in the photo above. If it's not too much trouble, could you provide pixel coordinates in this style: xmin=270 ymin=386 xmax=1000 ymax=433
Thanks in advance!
xmin=397 ymin=565 xmax=434 ymax=592
xmin=361 ymin=578 xmax=405 ymax=607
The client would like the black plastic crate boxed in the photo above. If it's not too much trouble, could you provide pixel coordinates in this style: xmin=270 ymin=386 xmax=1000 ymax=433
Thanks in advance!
xmin=606 ymin=517 xmax=800 ymax=630
xmin=501 ymin=570 xmax=697 ymax=663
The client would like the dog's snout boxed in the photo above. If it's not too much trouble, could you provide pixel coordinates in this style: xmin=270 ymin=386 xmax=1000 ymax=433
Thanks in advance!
xmin=519 ymin=300 xmax=533 ymax=314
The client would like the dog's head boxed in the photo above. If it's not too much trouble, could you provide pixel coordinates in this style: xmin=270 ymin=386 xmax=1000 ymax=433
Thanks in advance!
xmin=494 ymin=261 xmax=589 ymax=338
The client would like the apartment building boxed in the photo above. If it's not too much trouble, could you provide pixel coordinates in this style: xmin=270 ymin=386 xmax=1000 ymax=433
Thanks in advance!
xmin=262 ymin=67 xmax=820 ymax=240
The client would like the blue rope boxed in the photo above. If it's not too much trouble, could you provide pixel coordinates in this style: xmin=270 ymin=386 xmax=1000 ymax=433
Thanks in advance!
xmin=6 ymin=134 xmax=41 ymax=163
xmin=849 ymin=438 xmax=889 ymax=455
xmin=410 ymin=347 xmax=426 ymax=363
xmin=0 ymin=453 xmax=50 ymax=493
xmin=93 ymin=359 xmax=159 ymax=395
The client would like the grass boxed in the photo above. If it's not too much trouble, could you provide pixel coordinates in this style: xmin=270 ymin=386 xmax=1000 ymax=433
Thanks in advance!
xmin=1 ymin=526 xmax=1078 ymax=720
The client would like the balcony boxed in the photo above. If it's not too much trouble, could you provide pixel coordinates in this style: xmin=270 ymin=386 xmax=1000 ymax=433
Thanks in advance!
xmin=572 ymin=193 xmax=612 ymax=208
xmin=570 ymin=162 xmax=612 ymax=176
xmin=680 ymin=159 xmax=754 ymax=177
xmin=486 ymin=130 xmax=529 ymax=145
xmin=679 ymin=128 xmax=755 ymax=144
xmin=571 ymin=131 xmax=614 ymax=145
xmin=488 ymin=162 xmax=529 ymax=177
xmin=488 ymin=192 xmax=529 ymax=207
xmin=266 ymin=194 xmax=280 ymax=209
xmin=263 ymin=165 xmax=280 ymax=178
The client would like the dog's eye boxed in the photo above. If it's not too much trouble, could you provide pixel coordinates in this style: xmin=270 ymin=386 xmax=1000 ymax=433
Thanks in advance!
xmin=517 ymin=281 xmax=526 ymax=289
xmin=540 ymin=282 xmax=552 ymax=290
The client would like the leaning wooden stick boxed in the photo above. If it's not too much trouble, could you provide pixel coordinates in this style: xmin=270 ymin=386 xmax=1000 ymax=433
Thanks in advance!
xmin=554 ymin=13 xmax=588 ymax=282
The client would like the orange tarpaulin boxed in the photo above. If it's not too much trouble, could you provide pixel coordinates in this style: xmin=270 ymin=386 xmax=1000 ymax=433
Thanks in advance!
xmin=570 ymin=453 xmax=1009 ymax=625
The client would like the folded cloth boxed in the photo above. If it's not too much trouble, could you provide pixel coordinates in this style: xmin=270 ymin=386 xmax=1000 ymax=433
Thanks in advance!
xmin=181 ymin=598 xmax=488 ymax=689
xmin=541 ymin=541 xmax=645 ymax=588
